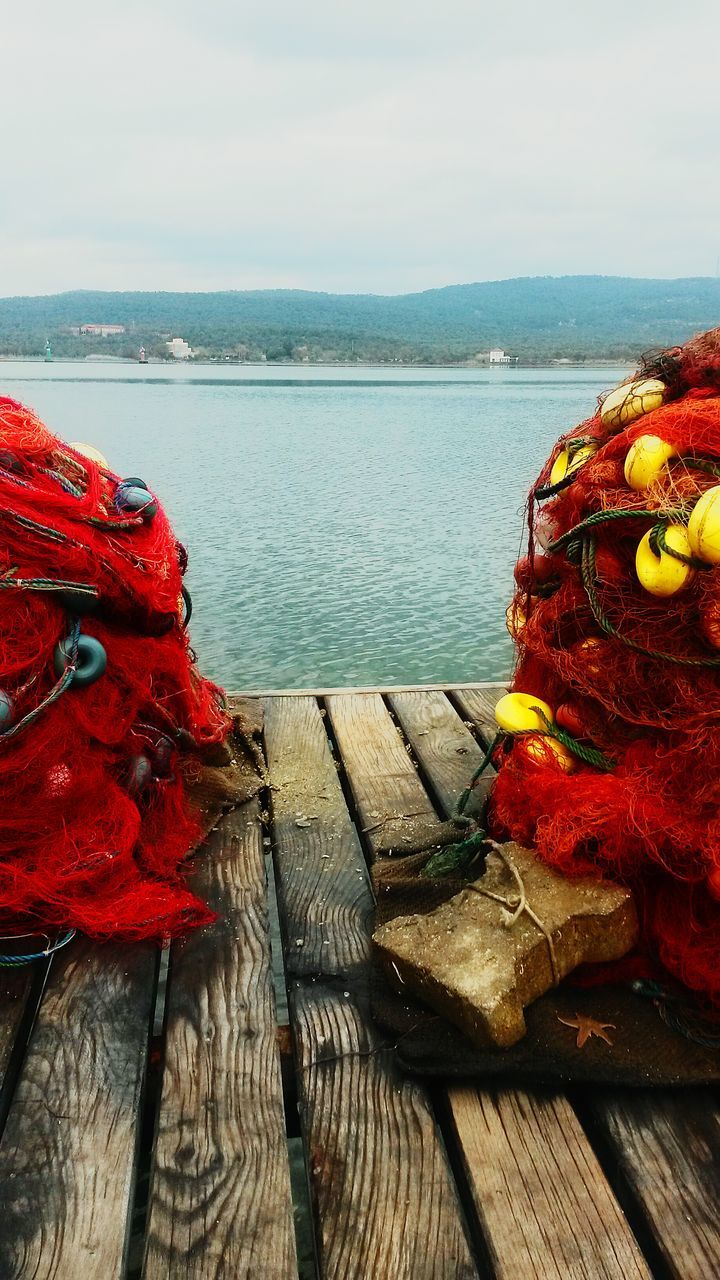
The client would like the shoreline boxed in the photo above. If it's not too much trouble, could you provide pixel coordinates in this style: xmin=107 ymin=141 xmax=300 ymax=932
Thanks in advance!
xmin=0 ymin=355 xmax=634 ymax=371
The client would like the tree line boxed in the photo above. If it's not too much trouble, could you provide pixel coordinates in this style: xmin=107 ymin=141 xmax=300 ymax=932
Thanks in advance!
xmin=1 ymin=276 xmax=719 ymax=363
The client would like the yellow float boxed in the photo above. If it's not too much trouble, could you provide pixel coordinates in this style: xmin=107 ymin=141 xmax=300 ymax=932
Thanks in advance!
xmin=601 ymin=378 xmax=665 ymax=430
xmin=505 ymin=601 xmax=526 ymax=640
xmin=495 ymin=695 xmax=578 ymax=773
xmin=495 ymin=692 xmax=554 ymax=735
xmin=635 ymin=525 xmax=694 ymax=597
xmin=688 ymin=485 xmax=720 ymax=564
xmin=505 ymin=597 xmax=539 ymax=640
xmin=522 ymin=734 xmax=576 ymax=773
xmin=549 ymin=442 xmax=597 ymax=487
xmin=623 ymin=435 xmax=676 ymax=492
xmin=69 ymin=442 xmax=110 ymax=469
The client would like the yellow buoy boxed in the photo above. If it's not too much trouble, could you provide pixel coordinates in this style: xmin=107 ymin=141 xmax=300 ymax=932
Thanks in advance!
xmin=505 ymin=596 xmax=539 ymax=640
xmin=549 ymin=442 xmax=597 ymax=487
xmin=624 ymin=435 xmax=676 ymax=492
xmin=505 ymin=601 xmax=526 ymax=640
xmin=495 ymin=692 xmax=554 ymax=735
xmin=635 ymin=524 xmax=694 ymax=596
xmin=522 ymin=734 xmax=576 ymax=773
xmin=601 ymin=378 xmax=665 ymax=430
xmin=688 ymin=485 xmax=720 ymax=564
xmin=69 ymin=441 xmax=110 ymax=469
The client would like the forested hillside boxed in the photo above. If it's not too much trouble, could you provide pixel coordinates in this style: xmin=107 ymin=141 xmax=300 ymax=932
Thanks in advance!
xmin=2 ymin=276 xmax=720 ymax=362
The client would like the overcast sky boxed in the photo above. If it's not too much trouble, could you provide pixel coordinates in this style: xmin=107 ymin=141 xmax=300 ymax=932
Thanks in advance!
xmin=2 ymin=1 xmax=719 ymax=297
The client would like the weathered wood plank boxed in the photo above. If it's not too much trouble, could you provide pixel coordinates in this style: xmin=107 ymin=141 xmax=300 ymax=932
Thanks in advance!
xmin=0 ymin=970 xmax=36 ymax=1103
xmin=447 ymin=1086 xmax=650 ymax=1280
xmin=388 ymin=690 xmax=490 ymax=816
xmin=264 ymin=695 xmax=373 ymax=978
xmin=588 ymin=1090 xmax=720 ymax=1280
xmin=399 ymin=690 xmax=655 ymax=1276
xmin=325 ymin=693 xmax=440 ymax=855
xmin=143 ymin=801 xmax=296 ymax=1280
xmin=0 ymin=939 xmax=156 ymax=1280
xmin=268 ymin=696 xmax=479 ymax=1276
xmin=452 ymin=686 xmax=506 ymax=745
xmin=293 ymin=982 xmax=478 ymax=1280
xmin=450 ymin=684 xmax=718 ymax=1274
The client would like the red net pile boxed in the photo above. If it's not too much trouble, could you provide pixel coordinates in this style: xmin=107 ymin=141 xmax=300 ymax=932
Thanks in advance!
xmin=0 ymin=397 xmax=229 ymax=943
xmin=490 ymin=330 xmax=720 ymax=1003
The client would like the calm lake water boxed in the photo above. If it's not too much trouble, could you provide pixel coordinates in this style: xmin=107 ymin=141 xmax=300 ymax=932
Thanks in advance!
xmin=0 ymin=360 xmax=628 ymax=690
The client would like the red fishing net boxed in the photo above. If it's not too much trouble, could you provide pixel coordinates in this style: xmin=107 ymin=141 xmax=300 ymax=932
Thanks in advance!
xmin=0 ymin=397 xmax=230 ymax=943
xmin=490 ymin=330 xmax=720 ymax=1003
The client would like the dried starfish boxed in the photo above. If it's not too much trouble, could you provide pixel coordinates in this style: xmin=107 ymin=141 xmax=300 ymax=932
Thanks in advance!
xmin=557 ymin=1012 xmax=616 ymax=1049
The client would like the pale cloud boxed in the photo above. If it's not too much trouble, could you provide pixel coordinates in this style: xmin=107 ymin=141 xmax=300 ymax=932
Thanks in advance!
xmin=1 ymin=0 xmax=719 ymax=295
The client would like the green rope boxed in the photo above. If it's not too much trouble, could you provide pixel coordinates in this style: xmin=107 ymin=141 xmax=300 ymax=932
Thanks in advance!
xmin=11 ymin=512 xmax=68 ymax=544
xmin=532 ymin=708 xmax=616 ymax=772
xmin=422 ymin=830 xmax=488 ymax=878
xmin=423 ymin=732 xmax=502 ymax=878
xmin=0 ymin=574 xmax=99 ymax=602
xmin=535 ymin=473 xmax=576 ymax=500
xmin=38 ymin=467 xmax=84 ymax=498
xmin=648 ymin=522 xmax=707 ymax=570
xmin=84 ymin=515 xmax=145 ymax=531
xmin=539 ymin=452 xmax=720 ymax=520
xmin=0 ymin=618 xmax=82 ymax=745
xmin=456 ymin=731 xmax=503 ymax=816
xmin=548 ymin=505 xmax=691 ymax=555
xmin=581 ymin=536 xmax=720 ymax=667
xmin=424 ymin=709 xmax=616 ymax=880
xmin=534 ymin=437 xmax=597 ymax=501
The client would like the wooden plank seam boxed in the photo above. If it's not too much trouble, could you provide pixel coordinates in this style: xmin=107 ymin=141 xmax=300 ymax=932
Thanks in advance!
xmin=265 ymin=695 xmax=481 ymax=1279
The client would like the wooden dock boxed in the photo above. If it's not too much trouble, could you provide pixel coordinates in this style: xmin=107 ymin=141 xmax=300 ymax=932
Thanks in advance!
xmin=0 ymin=684 xmax=718 ymax=1278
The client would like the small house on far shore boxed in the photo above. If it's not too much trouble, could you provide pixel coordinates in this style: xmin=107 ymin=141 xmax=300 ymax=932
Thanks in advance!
xmin=166 ymin=337 xmax=193 ymax=359
xmin=471 ymin=347 xmax=516 ymax=366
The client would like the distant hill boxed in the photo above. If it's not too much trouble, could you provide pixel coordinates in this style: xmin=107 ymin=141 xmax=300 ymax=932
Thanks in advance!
xmin=2 ymin=276 xmax=720 ymax=363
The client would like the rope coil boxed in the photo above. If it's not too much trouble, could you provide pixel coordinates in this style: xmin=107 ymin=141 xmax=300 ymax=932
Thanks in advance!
xmin=0 ymin=929 xmax=76 ymax=967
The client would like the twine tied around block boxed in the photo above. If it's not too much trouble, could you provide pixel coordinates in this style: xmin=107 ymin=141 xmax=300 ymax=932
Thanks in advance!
xmin=466 ymin=840 xmax=561 ymax=985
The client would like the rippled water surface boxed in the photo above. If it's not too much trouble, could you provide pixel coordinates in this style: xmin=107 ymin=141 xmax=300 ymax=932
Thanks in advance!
xmin=0 ymin=361 xmax=628 ymax=689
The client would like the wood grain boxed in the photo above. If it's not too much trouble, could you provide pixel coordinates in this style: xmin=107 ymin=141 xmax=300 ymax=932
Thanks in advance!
xmin=450 ymin=684 xmax=718 ymax=1276
xmin=589 ymin=1089 xmax=720 ymax=1280
xmin=0 ymin=970 xmax=36 ymax=1100
xmin=401 ymin=689 xmax=655 ymax=1277
xmin=269 ymin=697 xmax=479 ymax=1276
xmin=293 ymin=982 xmax=478 ymax=1280
xmin=447 ymin=1086 xmax=650 ymax=1280
xmin=325 ymin=693 xmax=440 ymax=855
xmin=264 ymin=695 xmax=373 ymax=978
xmin=0 ymin=939 xmax=156 ymax=1280
xmin=388 ymin=689 xmax=491 ymax=817
xmin=143 ymin=801 xmax=296 ymax=1280
xmin=452 ymin=686 xmax=506 ymax=745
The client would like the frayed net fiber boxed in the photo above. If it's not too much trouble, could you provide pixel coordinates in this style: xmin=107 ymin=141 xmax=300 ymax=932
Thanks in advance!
xmin=491 ymin=329 xmax=720 ymax=1002
xmin=0 ymin=397 xmax=229 ymax=943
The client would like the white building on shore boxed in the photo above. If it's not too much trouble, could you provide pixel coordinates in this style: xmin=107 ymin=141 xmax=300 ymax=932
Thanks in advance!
xmin=489 ymin=348 xmax=512 ymax=364
xmin=167 ymin=336 xmax=193 ymax=359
